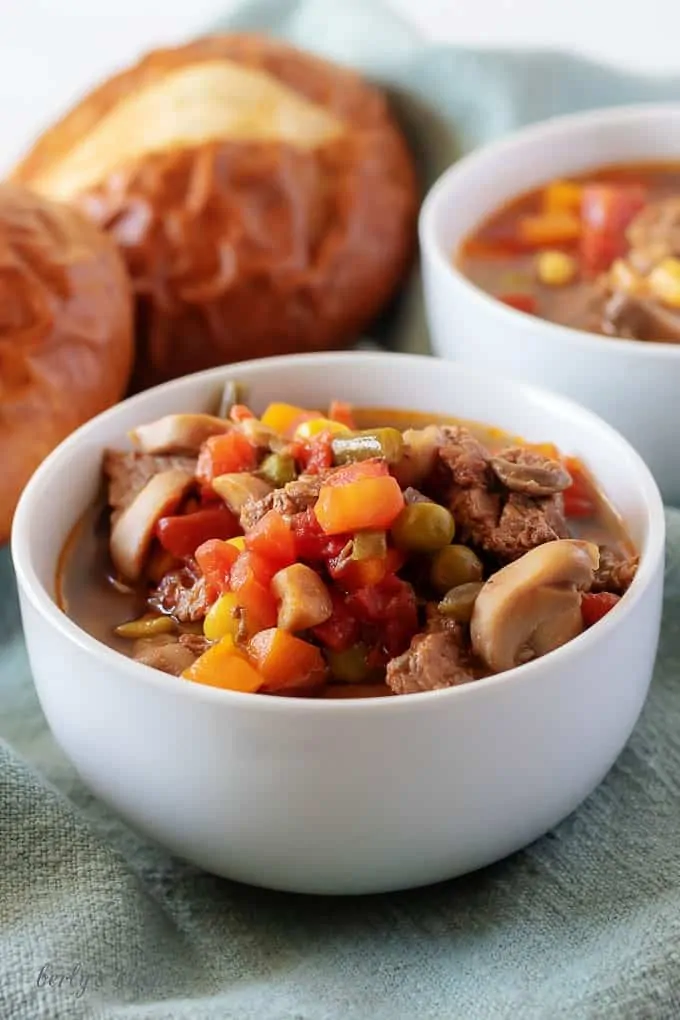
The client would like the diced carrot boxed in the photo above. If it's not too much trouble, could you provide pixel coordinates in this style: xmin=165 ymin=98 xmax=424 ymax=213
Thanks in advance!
xmin=329 ymin=548 xmax=405 ymax=591
xmin=328 ymin=400 xmax=357 ymax=429
xmin=499 ymin=293 xmax=537 ymax=314
xmin=314 ymin=476 xmax=405 ymax=535
xmin=543 ymin=180 xmax=583 ymax=214
xmin=518 ymin=211 xmax=581 ymax=247
xmin=183 ymin=637 xmax=264 ymax=693
xmin=195 ymin=539 xmax=240 ymax=598
xmin=196 ymin=432 xmax=257 ymax=485
xmin=245 ymin=510 xmax=297 ymax=567
xmin=581 ymin=592 xmax=621 ymax=627
xmin=248 ymin=628 xmax=326 ymax=692
xmin=324 ymin=459 xmax=389 ymax=487
xmin=157 ymin=507 xmax=239 ymax=559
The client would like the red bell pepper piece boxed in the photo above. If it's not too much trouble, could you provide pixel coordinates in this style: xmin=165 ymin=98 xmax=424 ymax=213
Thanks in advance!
xmin=580 ymin=184 xmax=646 ymax=275
xmin=157 ymin=507 xmax=240 ymax=559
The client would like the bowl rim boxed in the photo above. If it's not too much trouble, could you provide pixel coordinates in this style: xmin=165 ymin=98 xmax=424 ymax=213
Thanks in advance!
xmin=11 ymin=350 xmax=666 ymax=716
xmin=419 ymin=99 xmax=680 ymax=360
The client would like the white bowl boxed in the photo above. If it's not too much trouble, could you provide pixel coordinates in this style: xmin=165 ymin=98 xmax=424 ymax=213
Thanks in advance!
xmin=11 ymin=352 xmax=665 ymax=895
xmin=419 ymin=102 xmax=680 ymax=506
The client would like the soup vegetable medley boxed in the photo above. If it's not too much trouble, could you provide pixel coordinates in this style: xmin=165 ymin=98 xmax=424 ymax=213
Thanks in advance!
xmin=59 ymin=387 xmax=638 ymax=698
xmin=459 ymin=162 xmax=680 ymax=342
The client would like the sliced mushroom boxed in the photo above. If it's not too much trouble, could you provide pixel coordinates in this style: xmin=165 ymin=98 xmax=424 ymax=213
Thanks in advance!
xmin=212 ymin=472 xmax=273 ymax=514
xmin=110 ymin=468 xmax=194 ymax=581
xmin=271 ymin=564 xmax=333 ymax=632
xmin=131 ymin=634 xmax=198 ymax=676
xmin=470 ymin=539 xmax=599 ymax=673
xmin=130 ymin=414 xmax=231 ymax=454
xmin=490 ymin=446 xmax=572 ymax=497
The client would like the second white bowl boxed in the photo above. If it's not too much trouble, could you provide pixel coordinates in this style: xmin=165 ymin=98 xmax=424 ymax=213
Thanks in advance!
xmin=419 ymin=103 xmax=680 ymax=506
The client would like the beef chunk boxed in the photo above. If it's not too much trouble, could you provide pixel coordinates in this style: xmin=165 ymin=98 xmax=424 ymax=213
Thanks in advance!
xmin=386 ymin=621 xmax=480 ymax=695
xmin=591 ymin=545 xmax=639 ymax=595
xmin=490 ymin=446 xmax=572 ymax=497
xmin=626 ymin=196 xmax=680 ymax=273
xmin=437 ymin=426 xmax=491 ymax=488
xmin=240 ymin=474 xmax=323 ymax=530
xmin=601 ymin=290 xmax=680 ymax=343
xmin=150 ymin=569 xmax=210 ymax=622
xmin=104 ymin=451 xmax=196 ymax=524
xmin=451 ymin=489 xmax=568 ymax=563
xmin=131 ymin=635 xmax=198 ymax=676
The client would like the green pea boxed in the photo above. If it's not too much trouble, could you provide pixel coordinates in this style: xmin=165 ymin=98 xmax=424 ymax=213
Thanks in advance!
xmin=430 ymin=544 xmax=484 ymax=594
xmin=391 ymin=502 xmax=456 ymax=553
xmin=332 ymin=428 xmax=404 ymax=465
xmin=438 ymin=582 xmax=484 ymax=623
xmin=260 ymin=452 xmax=297 ymax=487
xmin=327 ymin=644 xmax=371 ymax=684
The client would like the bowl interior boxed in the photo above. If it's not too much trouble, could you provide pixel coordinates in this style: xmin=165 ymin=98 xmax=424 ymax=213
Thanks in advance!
xmin=13 ymin=353 xmax=662 ymax=612
xmin=423 ymin=103 xmax=680 ymax=270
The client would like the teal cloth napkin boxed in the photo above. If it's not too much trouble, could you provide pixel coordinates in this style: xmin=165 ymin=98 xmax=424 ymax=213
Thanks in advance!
xmin=4 ymin=2 xmax=680 ymax=1018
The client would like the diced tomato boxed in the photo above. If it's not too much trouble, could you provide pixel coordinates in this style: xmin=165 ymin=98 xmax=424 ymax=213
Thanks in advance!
xmin=229 ymin=552 xmax=278 ymax=634
xmin=195 ymin=539 xmax=240 ymax=598
xmin=324 ymin=459 xmax=389 ymax=487
xmin=499 ymin=293 xmax=537 ymax=314
xmin=244 ymin=510 xmax=297 ymax=568
xmin=328 ymin=400 xmax=356 ymax=429
xmin=229 ymin=404 xmax=255 ymax=423
xmin=581 ymin=592 xmax=621 ymax=627
xmin=196 ymin=431 xmax=257 ymax=486
xmin=314 ymin=475 xmax=404 ymax=535
xmin=156 ymin=507 xmax=240 ymax=559
xmin=349 ymin=576 xmax=419 ymax=657
xmin=290 ymin=508 xmax=350 ymax=562
xmin=328 ymin=547 xmax=406 ymax=592
xmin=303 ymin=432 xmax=334 ymax=474
xmin=248 ymin=628 xmax=326 ymax=692
xmin=311 ymin=592 xmax=360 ymax=651
xmin=230 ymin=550 xmax=279 ymax=590
xmin=580 ymin=184 xmax=647 ymax=275
xmin=562 ymin=456 xmax=596 ymax=519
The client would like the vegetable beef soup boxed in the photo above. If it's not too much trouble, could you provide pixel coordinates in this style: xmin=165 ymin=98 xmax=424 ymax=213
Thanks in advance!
xmin=58 ymin=387 xmax=638 ymax=698
xmin=459 ymin=162 xmax=680 ymax=342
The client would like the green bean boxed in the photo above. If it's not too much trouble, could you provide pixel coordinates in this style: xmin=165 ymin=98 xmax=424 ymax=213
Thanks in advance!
xmin=331 ymin=428 xmax=404 ymax=465
xmin=217 ymin=379 xmax=246 ymax=419
xmin=438 ymin=582 xmax=484 ymax=623
xmin=327 ymin=644 xmax=371 ymax=684
xmin=430 ymin=544 xmax=484 ymax=594
xmin=260 ymin=452 xmax=297 ymax=487
xmin=115 ymin=614 xmax=175 ymax=639
xmin=391 ymin=502 xmax=455 ymax=553
xmin=352 ymin=531 xmax=387 ymax=561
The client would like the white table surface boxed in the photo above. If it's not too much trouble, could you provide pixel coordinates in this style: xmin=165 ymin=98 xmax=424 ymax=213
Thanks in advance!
xmin=1 ymin=0 xmax=680 ymax=175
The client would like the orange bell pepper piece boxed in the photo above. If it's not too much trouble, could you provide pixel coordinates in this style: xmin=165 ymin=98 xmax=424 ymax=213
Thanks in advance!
xmin=182 ymin=637 xmax=264 ymax=693
xmin=314 ymin=475 xmax=404 ymax=535
xmin=248 ymin=628 xmax=326 ymax=692
xmin=324 ymin=458 xmax=389 ymax=487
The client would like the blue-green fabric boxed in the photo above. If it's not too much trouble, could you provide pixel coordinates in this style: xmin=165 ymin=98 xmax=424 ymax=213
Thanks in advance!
xmin=3 ymin=2 xmax=680 ymax=1017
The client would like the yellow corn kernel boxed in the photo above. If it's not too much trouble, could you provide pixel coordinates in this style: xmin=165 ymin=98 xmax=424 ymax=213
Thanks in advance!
xmin=536 ymin=250 xmax=578 ymax=287
xmin=294 ymin=417 xmax=352 ymax=440
xmin=227 ymin=536 xmax=246 ymax=551
xmin=648 ymin=257 xmax=680 ymax=309
xmin=203 ymin=593 xmax=241 ymax=641
xmin=260 ymin=403 xmax=318 ymax=433
xmin=542 ymin=180 xmax=583 ymax=214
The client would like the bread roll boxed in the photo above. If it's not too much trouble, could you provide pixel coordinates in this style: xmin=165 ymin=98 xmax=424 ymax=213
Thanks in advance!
xmin=0 ymin=184 xmax=133 ymax=543
xmin=13 ymin=34 xmax=418 ymax=390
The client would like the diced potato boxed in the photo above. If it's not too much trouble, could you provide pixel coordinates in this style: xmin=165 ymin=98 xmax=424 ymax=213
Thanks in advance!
xmin=536 ymin=250 xmax=578 ymax=287
xmin=648 ymin=257 xmax=680 ymax=308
